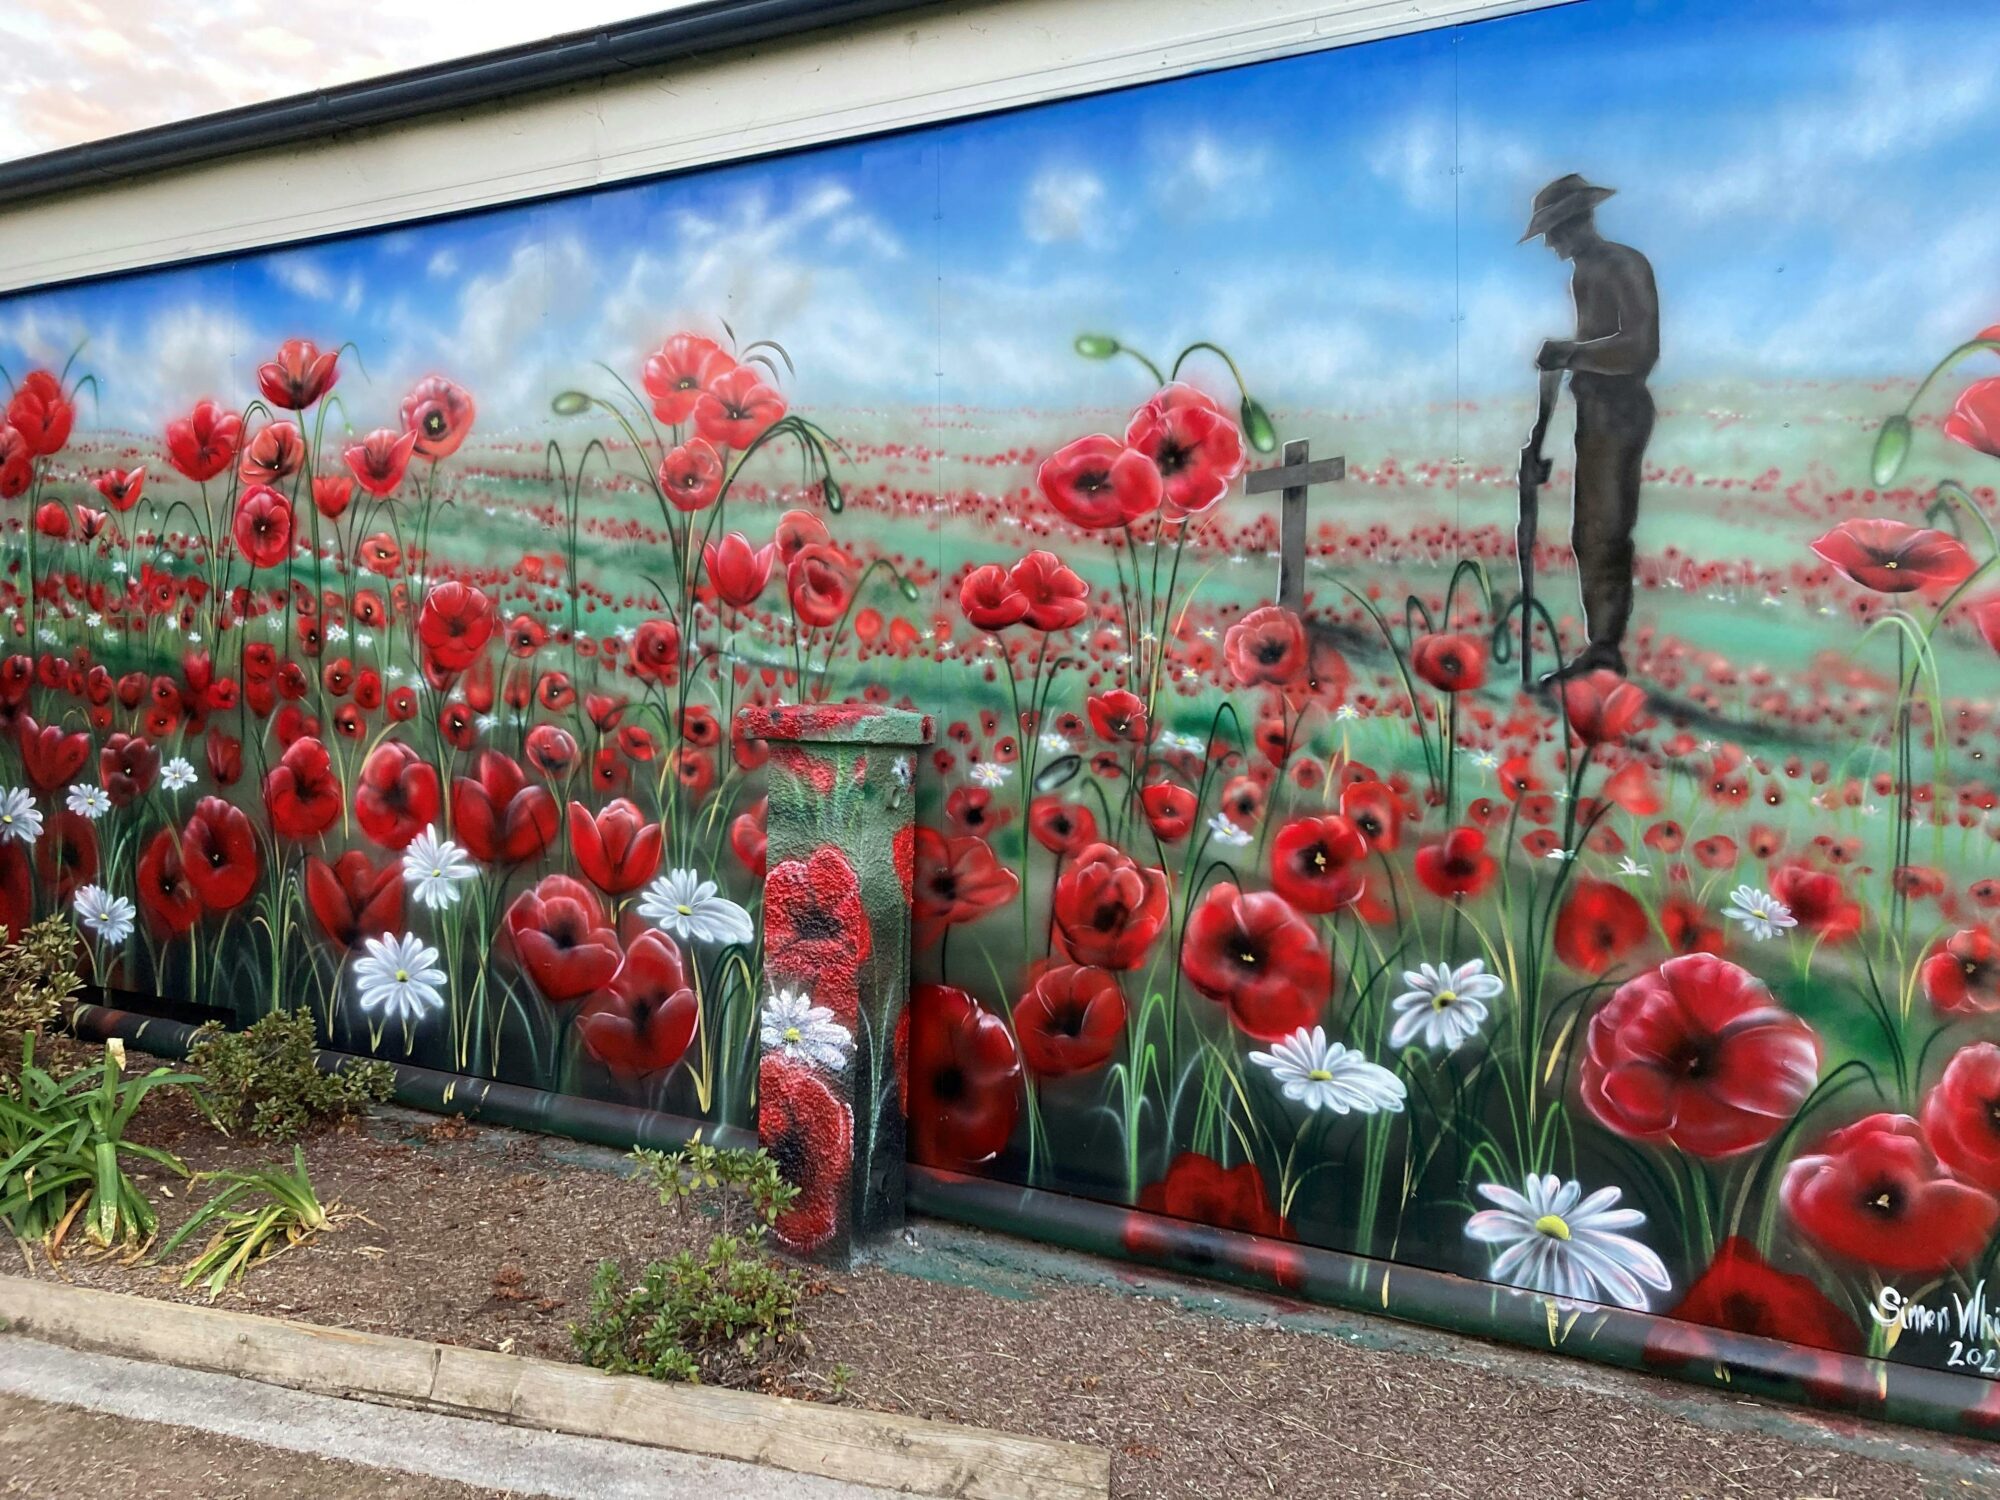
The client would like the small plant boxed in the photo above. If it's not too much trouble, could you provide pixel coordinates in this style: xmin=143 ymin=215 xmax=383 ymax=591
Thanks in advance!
xmin=158 ymin=1147 xmax=336 ymax=1297
xmin=188 ymin=1010 xmax=394 ymax=1142
xmin=0 ymin=1036 xmax=193 ymax=1249
xmin=0 ymin=916 xmax=84 ymax=1047
xmin=571 ymin=1139 xmax=806 ymax=1385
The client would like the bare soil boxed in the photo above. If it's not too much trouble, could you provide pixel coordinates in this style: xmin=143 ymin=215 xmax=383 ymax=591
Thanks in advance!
xmin=13 ymin=1037 xmax=1997 ymax=1499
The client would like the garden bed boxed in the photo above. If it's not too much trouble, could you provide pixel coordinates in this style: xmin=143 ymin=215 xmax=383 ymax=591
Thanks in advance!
xmin=11 ymin=1036 xmax=1986 ymax=1500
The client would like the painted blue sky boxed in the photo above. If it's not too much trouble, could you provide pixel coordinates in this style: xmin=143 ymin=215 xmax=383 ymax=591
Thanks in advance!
xmin=4 ymin=0 xmax=1998 ymax=432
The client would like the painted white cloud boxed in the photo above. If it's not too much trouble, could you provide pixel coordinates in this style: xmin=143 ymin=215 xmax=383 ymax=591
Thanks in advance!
xmin=1148 ymin=131 xmax=1270 ymax=222
xmin=1023 ymin=165 xmax=1116 ymax=249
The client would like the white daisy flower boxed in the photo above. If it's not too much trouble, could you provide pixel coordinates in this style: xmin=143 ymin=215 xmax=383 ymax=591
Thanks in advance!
xmin=160 ymin=757 xmax=198 ymax=791
xmin=1617 ymin=855 xmax=1651 ymax=878
xmin=1206 ymin=813 xmax=1253 ymax=847
xmin=1248 ymin=1027 xmax=1406 ymax=1115
xmin=1039 ymin=731 xmax=1074 ymax=756
xmin=1722 ymin=885 xmax=1795 ymax=942
xmin=640 ymin=869 xmax=755 ymax=947
xmin=760 ymin=988 xmax=853 ymax=1072
xmin=352 ymin=932 xmax=447 ymax=1024
xmin=1388 ymin=959 xmax=1503 ymax=1052
xmin=1465 ymin=1174 xmax=1671 ymax=1311
xmin=969 ymin=761 xmax=1012 ymax=789
xmin=73 ymin=883 xmax=135 ymax=945
xmin=1335 ymin=704 xmax=1361 ymax=722
xmin=0 ymin=787 xmax=42 ymax=845
xmin=401 ymin=824 xmax=477 ymax=910
xmin=325 ymin=622 xmax=349 ymax=644
xmin=65 ymin=783 xmax=111 ymax=820
xmin=1160 ymin=731 xmax=1205 ymax=755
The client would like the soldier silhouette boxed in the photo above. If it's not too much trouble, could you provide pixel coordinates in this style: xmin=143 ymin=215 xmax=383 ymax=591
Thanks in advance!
xmin=1522 ymin=174 xmax=1658 ymax=680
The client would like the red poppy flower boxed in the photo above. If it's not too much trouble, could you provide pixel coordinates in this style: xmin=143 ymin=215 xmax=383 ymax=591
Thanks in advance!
xmin=1943 ymin=377 xmax=2000 ymax=460
xmin=772 ymin=508 xmax=830 ymax=565
xmin=416 ymin=581 xmax=495 ymax=674
xmin=1224 ymin=606 xmax=1306 ymax=688
xmin=1140 ymin=781 xmax=1198 ymax=842
xmin=1051 ymin=842 xmax=1170 ymax=970
xmin=577 ymin=928 xmax=698 ymax=1079
xmin=1414 ymin=825 xmax=1499 ymax=900
xmin=1027 ymin=796 xmax=1097 ymax=857
xmin=763 ymin=847 xmax=872 ymax=1023
xmin=658 ymin=437 xmax=724 ymax=511
xmin=1646 ymin=1236 xmax=1862 ymax=1378
xmin=304 ymin=850 xmax=403 ymax=951
xmin=0 ymin=427 xmax=27 ymax=499
xmin=1580 ymin=954 xmax=1819 ymax=1157
xmin=1921 ymin=1042 xmax=2000 ymax=1194
xmin=1923 ymin=928 xmax=2000 ymax=1015
xmin=239 ymin=420 xmax=304 ymax=484
xmin=175 ymin=796 xmax=259 ymax=911
xmin=1339 ymin=779 xmax=1404 ymax=852
xmin=6 ymin=370 xmax=71 ymax=456
xmin=136 ymin=826 xmax=202 ymax=937
xmin=1553 ymin=878 xmax=1650 ymax=974
xmin=1810 ymin=518 xmax=1976 ymax=594
xmin=1782 ymin=1113 xmax=1999 ymax=1275
xmin=524 ymin=724 xmax=579 ymax=779
xmin=504 ymin=874 xmax=622 ymax=1003
xmin=693 ymin=366 xmax=786 ymax=449
xmin=1132 ymin=1151 xmax=1292 ymax=1241
xmin=1124 ymin=383 xmax=1245 ymax=517
xmin=911 ymin=827 xmax=1019 ymax=948
xmin=232 ymin=485 xmax=294 ymax=568
xmin=906 ymin=982 xmax=1021 ymax=1167
xmin=643 ymin=333 xmax=734 ymax=425
xmin=787 ymin=543 xmax=853 ymax=628
xmin=399 ymin=375 xmax=476 ymax=460
xmin=703 ymin=532 xmax=773 ymax=608
xmin=257 ymin=338 xmax=340 ymax=410
xmin=1692 ymin=834 xmax=1738 ymax=870
xmin=18 ymin=716 xmax=89 ymax=796
xmin=98 ymin=732 xmax=159 ymax=807
xmin=1269 ymin=814 xmax=1367 ymax=914
xmin=1770 ymin=863 xmax=1862 ymax=943
xmin=1037 ymin=433 xmax=1162 ymax=530
xmin=1084 ymin=689 xmax=1147 ymax=745
xmin=1560 ymin=669 xmax=1646 ymax=746
xmin=341 ymin=426 xmax=417 ymax=498
xmin=352 ymin=741 xmax=440 ymax=851
xmin=444 ymin=753 xmax=543 ymax=863
xmin=1660 ymin=894 xmax=1725 ymax=956
xmin=165 ymin=400 xmax=242 ymax=482
xmin=960 ymin=563 xmax=1029 ymax=631
xmin=568 ymin=798 xmax=663 ymax=897
xmin=1410 ymin=632 xmax=1489 ymax=693
xmin=730 ymin=804 xmax=768 ymax=878
xmin=758 ymin=1052 xmax=852 ymax=1254
xmin=93 ymin=467 xmax=145 ymax=512
xmin=263 ymin=735 xmax=343 ymax=842
xmin=1181 ymin=884 xmax=1330 ymax=1040
xmin=628 ymin=618 xmax=681 ymax=680
xmin=1015 ymin=964 xmax=1126 ymax=1078
xmin=1008 ymin=550 xmax=1088 ymax=631
xmin=32 ymin=502 xmax=68 ymax=539
xmin=35 ymin=810 xmax=97 ymax=901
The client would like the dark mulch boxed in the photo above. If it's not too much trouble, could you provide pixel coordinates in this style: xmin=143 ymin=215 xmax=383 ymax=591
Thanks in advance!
xmin=16 ymin=1037 xmax=1996 ymax=1499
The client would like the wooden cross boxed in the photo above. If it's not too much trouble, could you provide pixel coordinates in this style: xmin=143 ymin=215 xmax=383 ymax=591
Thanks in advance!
xmin=1244 ymin=438 xmax=1345 ymax=613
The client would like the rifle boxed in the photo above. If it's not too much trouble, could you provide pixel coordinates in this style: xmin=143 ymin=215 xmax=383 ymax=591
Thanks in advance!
xmin=1516 ymin=368 xmax=1562 ymax=686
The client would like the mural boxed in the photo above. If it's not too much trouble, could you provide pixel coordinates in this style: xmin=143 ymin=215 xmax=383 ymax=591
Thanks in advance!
xmin=4 ymin=0 xmax=2000 ymax=1412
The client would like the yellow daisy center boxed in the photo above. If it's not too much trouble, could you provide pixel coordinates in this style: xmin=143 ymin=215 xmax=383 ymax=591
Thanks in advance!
xmin=1533 ymin=1213 xmax=1571 ymax=1241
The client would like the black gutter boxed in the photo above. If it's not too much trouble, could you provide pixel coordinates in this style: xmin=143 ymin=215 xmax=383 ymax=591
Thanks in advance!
xmin=0 ymin=0 xmax=945 ymax=210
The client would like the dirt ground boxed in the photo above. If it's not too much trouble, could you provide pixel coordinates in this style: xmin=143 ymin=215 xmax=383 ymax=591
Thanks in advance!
xmin=0 ymin=1393 xmax=507 ymax=1500
xmin=14 ymin=1042 xmax=2000 ymax=1500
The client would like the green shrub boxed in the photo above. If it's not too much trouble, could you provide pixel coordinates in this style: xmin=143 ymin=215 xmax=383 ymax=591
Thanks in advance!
xmin=0 ymin=1034 xmax=193 ymax=1248
xmin=571 ymin=1139 xmax=806 ymax=1385
xmin=0 ymin=916 xmax=84 ymax=1048
xmin=189 ymin=1010 xmax=393 ymax=1142
xmin=160 ymin=1146 xmax=335 ymax=1297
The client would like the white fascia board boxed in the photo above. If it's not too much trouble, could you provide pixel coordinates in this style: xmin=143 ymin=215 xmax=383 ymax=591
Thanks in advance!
xmin=0 ymin=0 xmax=1568 ymax=295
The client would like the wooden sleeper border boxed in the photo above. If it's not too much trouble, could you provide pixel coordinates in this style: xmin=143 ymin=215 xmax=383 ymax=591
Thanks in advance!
xmin=0 ymin=1275 xmax=1110 ymax=1500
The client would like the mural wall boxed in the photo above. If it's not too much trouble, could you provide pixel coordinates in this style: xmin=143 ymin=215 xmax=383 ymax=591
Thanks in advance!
xmin=5 ymin=0 xmax=2000 ymax=1410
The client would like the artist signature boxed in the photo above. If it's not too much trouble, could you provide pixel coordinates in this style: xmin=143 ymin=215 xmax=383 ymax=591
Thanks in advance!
xmin=1871 ymin=1282 xmax=2000 ymax=1374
